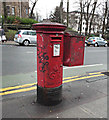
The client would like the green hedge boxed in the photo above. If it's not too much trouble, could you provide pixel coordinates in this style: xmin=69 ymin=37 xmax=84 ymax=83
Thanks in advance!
xmin=3 ymin=16 xmax=38 ymax=25
xmin=5 ymin=30 xmax=17 ymax=41
xmin=20 ymin=18 xmax=37 ymax=24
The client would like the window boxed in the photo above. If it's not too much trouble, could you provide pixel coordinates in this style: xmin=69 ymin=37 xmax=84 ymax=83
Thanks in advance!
xmin=12 ymin=7 xmax=15 ymax=15
xmin=6 ymin=6 xmax=10 ymax=14
xmin=28 ymin=32 xmax=36 ymax=35
xmin=23 ymin=31 xmax=28 ymax=35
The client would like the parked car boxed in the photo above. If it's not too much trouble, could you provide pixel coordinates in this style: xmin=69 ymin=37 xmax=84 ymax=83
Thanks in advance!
xmin=87 ymin=37 xmax=107 ymax=47
xmin=85 ymin=40 xmax=88 ymax=47
xmin=0 ymin=29 xmax=7 ymax=42
xmin=107 ymin=41 xmax=109 ymax=47
xmin=14 ymin=30 xmax=37 ymax=46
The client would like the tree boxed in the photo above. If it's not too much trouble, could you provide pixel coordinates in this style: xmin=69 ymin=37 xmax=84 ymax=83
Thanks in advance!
xmin=60 ymin=0 xmax=63 ymax=24
xmin=77 ymin=0 xmax=100 ymax=36
xmin=102 ymin=1 xmax=108 ymax=35
xmin=89 ymin=0 xmax=98 ymax=35
xmin=67 ymin=0 xmax=69 ymax=27
xmin=83 ymin=0 xmax=92 ymax=36
xmin=79 ymin=0 xmax=84 ymax=35
xmin=49 ymin=6 xmax=61 ymax=23
xmin=2 ymin=2 xmax=7 ymax=23
xmin=30 ymin=0 xmax=38 ymax=18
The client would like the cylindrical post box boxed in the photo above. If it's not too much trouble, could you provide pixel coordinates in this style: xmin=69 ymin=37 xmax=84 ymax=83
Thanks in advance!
xmin=33 ymin=23 xmax=66 ymax=105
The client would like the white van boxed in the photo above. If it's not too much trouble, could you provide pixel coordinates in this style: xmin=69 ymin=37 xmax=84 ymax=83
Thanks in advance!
xmin=14 ymin=30 xmax=37 ymax=46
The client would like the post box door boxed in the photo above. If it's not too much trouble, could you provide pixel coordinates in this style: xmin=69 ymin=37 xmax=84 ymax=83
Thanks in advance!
xmin=37 ymin=34 xmax=64 ymax=88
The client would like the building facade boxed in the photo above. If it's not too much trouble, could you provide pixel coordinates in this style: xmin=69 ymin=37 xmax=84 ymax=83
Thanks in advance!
xmin=0 ymin=0 xmax=29 ymax=18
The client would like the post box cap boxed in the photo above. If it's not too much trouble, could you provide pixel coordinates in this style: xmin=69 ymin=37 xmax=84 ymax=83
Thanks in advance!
xmin=32 ymin=22 xmax=66 ymax=32
xmin=64 ymin=32 xmax=84 ymax=37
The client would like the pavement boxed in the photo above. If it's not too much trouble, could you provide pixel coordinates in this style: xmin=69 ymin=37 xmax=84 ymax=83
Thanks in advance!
xmin=1 ymin=70 xmax=108 ymax=119
xmin=0 ymin=41 xmax=17 ymax=45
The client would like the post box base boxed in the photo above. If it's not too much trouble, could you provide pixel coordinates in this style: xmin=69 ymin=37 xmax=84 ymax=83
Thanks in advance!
xmin=37 ymin=85 xmax=62 ymax=106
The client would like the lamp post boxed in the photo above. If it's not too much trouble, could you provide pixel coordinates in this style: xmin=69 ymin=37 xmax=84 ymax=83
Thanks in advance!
xmin=67 ymin=0 xmax=69 ymax=27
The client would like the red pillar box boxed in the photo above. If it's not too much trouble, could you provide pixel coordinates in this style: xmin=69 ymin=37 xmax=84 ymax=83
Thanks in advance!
xmin=63 ymin=32 xmax=85 ymax=66
xmin=33 ymin=23 xmax=66 ymax=105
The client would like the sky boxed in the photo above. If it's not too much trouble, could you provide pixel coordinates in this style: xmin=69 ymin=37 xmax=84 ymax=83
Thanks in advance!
xmin=30 ymin=0 xmax=78 ymax=20
xmin=30 ymin=0 xmax=106 ymax=20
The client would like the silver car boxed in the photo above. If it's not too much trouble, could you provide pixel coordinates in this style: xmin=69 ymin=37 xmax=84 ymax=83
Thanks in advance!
xmin=87 ymin=37 xmax=107 ymax=47
xmin=14 ymin=30 xmax=37 ymax=46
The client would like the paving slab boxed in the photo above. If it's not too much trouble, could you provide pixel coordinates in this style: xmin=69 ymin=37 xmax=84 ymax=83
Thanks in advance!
xmin=2 ymin=76 xmax=107 ymax=118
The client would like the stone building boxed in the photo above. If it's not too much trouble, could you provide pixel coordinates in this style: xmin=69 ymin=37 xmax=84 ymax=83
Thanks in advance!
xmin=0 ymin=0 xmax=29 ymax=18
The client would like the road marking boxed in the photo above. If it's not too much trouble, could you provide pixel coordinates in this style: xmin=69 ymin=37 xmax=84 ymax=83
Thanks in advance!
xmin=63 ymin=74 xmax=104 ymax=84
xmin=0 ymin=72 xmax=102 ymax=92
xmin=88 ymin=72 xmax=102 ymax=75
xmin=63 ymin=64 xmax=103 ymax=70
xmin=0 ymin=83 xmax=37 ymax=92
xmin=26 ymin=51 xmax=34 ymax=54
xmin=0 ymin=86 xmax=37 ymax=96
xmin=0 ymin=72 xmax=105 ymax=96
xmin=34 ymin=64 xmax=103 ymax=73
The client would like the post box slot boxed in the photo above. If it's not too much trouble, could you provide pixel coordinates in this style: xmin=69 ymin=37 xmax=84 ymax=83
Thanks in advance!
xmin=50 ymin=36 xmax=62 ymax=42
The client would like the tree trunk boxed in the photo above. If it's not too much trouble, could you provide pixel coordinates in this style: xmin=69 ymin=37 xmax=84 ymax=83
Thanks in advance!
xmin=85 ymin=3 xmax=90 ymax=36
xmin=67 ymin=0 xmax=69 ymax=27
xmin=3 ymin=2 xmax=7 ymax=23
xmin=60 ymin=0 xmax=63 ymax=24
xmin=89 ymin=1 xmax=97 ymax=35
xmin=80 ymin=1 xmax=83 ymax=35
xmin=102 ymin=2 xmax=108 ymax=35
xmin=30 ymin=0 xmax=38 ymax=18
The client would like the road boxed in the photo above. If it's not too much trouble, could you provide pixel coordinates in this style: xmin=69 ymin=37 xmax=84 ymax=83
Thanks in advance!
xmin=1 ymin=45 xmax=108 ymax=88
xmin=0 ymin=44 xmax=108 ymax=118
xmin=1 ymin=45 xmax=107 ymax=76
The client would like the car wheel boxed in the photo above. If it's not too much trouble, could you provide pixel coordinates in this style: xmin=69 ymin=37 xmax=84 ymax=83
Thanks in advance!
xmin=23 ymin=40 xmax=30 ymax=46
xmin=104 ymin=43 xmax=107 ymax=47
xmin=94 ymin=43 xmax=98 ymax=47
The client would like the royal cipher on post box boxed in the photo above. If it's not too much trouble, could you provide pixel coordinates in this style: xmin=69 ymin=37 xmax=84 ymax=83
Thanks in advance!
xmin=63 ymin=32 xmax=85 ymax=66
xmin=32 ymin=23 xmax=66 ymax=105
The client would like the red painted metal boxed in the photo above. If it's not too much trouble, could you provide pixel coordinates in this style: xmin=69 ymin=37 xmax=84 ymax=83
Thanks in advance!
xmin=63 ymin=32 xmax=85 ymax=66
xmin=33 ymin=23 xmax=66 ymax=88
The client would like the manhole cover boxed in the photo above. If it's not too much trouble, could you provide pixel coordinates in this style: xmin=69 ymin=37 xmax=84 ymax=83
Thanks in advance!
xmin=101 ymin=72 xmax=109 ymax=76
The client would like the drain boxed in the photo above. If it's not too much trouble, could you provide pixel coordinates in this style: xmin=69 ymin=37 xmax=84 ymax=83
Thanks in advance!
xmin=101 ymin=72 xmax=109 ymax=76
xmin=86 ymin=76 xmax=107 ymax=83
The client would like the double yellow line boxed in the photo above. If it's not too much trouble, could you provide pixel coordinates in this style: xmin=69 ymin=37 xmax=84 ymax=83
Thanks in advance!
xmin=0 ymin=72 xmax=105 ymax=96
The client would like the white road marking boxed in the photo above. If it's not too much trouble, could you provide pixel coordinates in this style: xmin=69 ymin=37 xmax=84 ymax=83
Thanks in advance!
xmin=34 ymin=64 xmax=103 ymax=72
xmin=26 ymin=51 xmax=34 ymax=54
xmin=63 ymin=64 xmax=103 ymax=70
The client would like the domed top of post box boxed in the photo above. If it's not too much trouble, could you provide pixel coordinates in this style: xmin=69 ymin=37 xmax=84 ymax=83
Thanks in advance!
xmin=32 ymin=22 xmax=66 ymax=33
